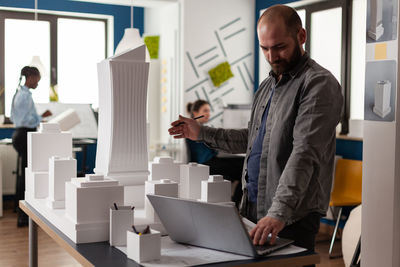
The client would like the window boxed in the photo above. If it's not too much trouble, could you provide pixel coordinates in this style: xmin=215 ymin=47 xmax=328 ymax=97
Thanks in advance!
xmin=0 ymin=10 xmax=108 ymax=116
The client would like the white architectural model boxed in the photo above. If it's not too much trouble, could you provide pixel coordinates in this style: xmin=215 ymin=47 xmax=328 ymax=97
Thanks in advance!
xmin=180 ymin=163 xmax=209 ymax=199
xmin=200 ymin=175 xmax=231 ymax=203
xmin=149 ymin=156 xmax=182 ymax=183
xmin=95 ymin=45 xmax=150 ymax=187
xmin=47 ymin=156 xmax=76 ymax=209
xmin=373 ymin=80 xmax=391 ymax=118
xmin=26 ymin=123 xmax=72 ymax=199
xmin=145 ymin=179 xmax=178 ymax=223
xmin=368 ymin=0 xmax=384 ymax=40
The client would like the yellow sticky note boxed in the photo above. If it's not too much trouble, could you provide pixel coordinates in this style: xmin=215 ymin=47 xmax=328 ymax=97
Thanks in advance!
xmin=375 ymin=43 xmax=387 ymax=60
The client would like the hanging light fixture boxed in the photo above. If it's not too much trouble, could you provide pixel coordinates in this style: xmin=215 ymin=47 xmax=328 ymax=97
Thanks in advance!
xmin=29 ymin=0 xmax=47 ymax=76
xmin=114 ymin=1 xmax=150 ymax=61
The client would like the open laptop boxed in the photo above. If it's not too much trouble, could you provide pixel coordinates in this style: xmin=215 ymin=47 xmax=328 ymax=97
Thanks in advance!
xmin=147 ymin=195 xmax=293 ymax=257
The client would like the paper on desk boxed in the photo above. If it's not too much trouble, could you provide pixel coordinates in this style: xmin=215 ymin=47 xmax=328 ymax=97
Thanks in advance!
xmin=116 ymin=236 xmax=307 ymax=267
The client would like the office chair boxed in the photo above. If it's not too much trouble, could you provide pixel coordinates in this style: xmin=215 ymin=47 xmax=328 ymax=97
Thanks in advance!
xmin=329 ymin=158 xmax=362 ymax=257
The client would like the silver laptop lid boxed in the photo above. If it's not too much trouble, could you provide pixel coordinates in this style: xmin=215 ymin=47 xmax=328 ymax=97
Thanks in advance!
xmin=147 ymin=194 xmax=257 ymax=257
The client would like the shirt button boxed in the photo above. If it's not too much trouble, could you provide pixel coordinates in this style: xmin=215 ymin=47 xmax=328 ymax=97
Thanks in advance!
xmin=256 ymin=127 xmax=259 ymax=130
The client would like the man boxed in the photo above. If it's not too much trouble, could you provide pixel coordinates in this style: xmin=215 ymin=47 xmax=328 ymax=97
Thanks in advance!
xmin=169 ymin=5 xmax=343 ymax=252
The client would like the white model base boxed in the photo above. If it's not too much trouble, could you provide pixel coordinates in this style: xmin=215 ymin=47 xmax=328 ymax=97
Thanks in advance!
xmin=373 ymin=106 xmax=391 ymax=118
xmin=25 ymin=194 xmax=165 ymax=244
xmin=368 ymin=23 xmax=384 ymax=40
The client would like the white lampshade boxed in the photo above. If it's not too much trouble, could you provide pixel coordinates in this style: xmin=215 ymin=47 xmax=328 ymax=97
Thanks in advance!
xmin=30 ymin=55 xmax=47 ymax=77
xmin=115 ymin=28 xmax=150 ymax=62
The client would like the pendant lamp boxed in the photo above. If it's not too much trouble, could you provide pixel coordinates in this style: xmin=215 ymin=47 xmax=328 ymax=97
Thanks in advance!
xmin=114 ymin=3 xmax=150 ymax=61
xmin=29 ymin=0 xmax=47 ymax=76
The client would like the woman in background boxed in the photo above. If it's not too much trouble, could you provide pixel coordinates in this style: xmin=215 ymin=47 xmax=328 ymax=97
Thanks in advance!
xmin=11 ymin=66 xmax=52 ymax=227
xmin=186 ymin=100 xmax=243 ymax=206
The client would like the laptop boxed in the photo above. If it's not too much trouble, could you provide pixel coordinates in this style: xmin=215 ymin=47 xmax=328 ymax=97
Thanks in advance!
xmin=147 ymin=195 xmax=293 ymax=257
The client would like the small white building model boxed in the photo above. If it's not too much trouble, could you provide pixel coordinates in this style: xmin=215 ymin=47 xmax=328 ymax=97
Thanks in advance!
xmin=95 ymin=45 xmax=150 ymax=188
xmin=145 ymin=179 xmax=178 ymax=223
xmin=149 ymin=156 xmax=182 ymax=183
xmin=368 ymin=0 xmax=384 ymax=40
xmin=180 ymin=163 xmax=209 ymax=200
xmin=373 ymin=80 xmax=391 ymax=118
xmin=25 ymin=123 xmax=72 ymax=199
xmin=47 ymin=156 xmax=77 ymax=209
xmin=65 ymin=174 xmax=124 ymax=225
xmin=200 ymin=175 xmax=231 ymax=203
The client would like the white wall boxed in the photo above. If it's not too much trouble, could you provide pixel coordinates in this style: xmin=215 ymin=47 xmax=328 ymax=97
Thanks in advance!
xmin=182 ymin=0 xmax=255 ymax=127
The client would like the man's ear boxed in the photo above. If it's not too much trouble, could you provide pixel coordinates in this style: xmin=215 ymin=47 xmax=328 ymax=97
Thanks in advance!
xmin=297 ymin=28 xmax=307 ymax=46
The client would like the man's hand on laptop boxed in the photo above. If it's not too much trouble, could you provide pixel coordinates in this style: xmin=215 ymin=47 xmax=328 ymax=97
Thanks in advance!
xmin=249 ymin=216 xmax=285 ymax=246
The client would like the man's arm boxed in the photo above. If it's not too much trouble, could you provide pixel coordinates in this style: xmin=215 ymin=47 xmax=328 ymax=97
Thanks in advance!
xmin=168 ymin=115 xmax=248 ymax=154
xmin=198 ymin=125 xmax=248 ymax=154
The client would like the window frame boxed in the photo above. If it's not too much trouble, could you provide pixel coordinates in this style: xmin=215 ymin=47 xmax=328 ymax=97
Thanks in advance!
xmin=0 ymin=10 xmax=108 ymax=115
xmin=293 ymin=0 xmax=352 ymax=134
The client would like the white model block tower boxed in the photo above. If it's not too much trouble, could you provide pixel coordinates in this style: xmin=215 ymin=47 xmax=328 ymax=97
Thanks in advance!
xmin=368 ymin=0 xmax=384 ymax=40
xmin=47 ymin=156 xmax=77 ymax=209
xmin=180 ymin=163 xmax=209 ymax=200
xmin=65 ymin=174 xmax=123 ymax=229
xmin=200 ymin=175 xmax=231 ymax=203
xmin=149 ymin=156 xmax=182 ymax=183
xmin=95 ymin=45 xmax=150 ymax=188
xmin=26 ymin=123 xmax=72 ymax=199
xmin=373 ymin=80 xmax=391 ymax=118
xmin=145 ymin=179 xmax=178 ymax=222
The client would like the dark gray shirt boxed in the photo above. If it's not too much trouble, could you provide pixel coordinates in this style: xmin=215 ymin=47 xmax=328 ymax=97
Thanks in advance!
xmin=198 ymin=53 xmax=343 ymax=224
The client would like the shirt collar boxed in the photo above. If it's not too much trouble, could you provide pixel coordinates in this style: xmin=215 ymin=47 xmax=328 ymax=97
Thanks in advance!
xmin=268 ymin=51 xmax=310 ymax=80
xmin=20 ymin=85 xmax=31 ymax=93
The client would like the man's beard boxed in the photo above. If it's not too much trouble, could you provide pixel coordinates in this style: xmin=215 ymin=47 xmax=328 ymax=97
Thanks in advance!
xmin=269 ymin=43 xmax=302 ymax=77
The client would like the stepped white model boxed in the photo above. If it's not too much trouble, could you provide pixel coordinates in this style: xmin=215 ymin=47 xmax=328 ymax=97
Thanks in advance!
xmin=149 ymin=156 xmax=182 ymax=183
xmin=95 ymin=45 xmax=150 ymax=188
xmin=180 ymin=163 xmax=209 ymax=199
xmin=373 ymin=80 xmax=391 ymax=118
xmin=368 ymin=0 xmax=384 ymax=40
xmin=200 ymin=175 xmax=231 ymax=203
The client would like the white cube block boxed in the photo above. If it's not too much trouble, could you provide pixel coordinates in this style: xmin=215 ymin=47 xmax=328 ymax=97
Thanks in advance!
xmin=180 ymin=163 xmax=209 ymax=199
xmin=65 ymin=178 xmax=124 ymax=224
xmin=127 ymin=229 xmax=161 ymax=263
xmin=47 ymin=156 xmax=77 ymax=209
xmin=28 ymin=125 xmax=72 ymax=172
xmin=86 ymin=173 xmax=104 ymax=181
xmin=149 ymin=156 xmax=182 ymax=183
xmin=25 ymin=168 xmax=48 ymax=199
xmin=200 ymin=175 xmax=231 ymax=203
xmin=145 ymin=179 xmax=178 ymax=222
xmin=110 ymin=206 xmax=134 ymax=246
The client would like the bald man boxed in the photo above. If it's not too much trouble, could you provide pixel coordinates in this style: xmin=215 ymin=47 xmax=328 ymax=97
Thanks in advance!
xmin=169 ymin=5 xmax=343 ymax=252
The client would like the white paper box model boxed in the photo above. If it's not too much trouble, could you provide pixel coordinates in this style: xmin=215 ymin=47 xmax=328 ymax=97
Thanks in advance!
xmin=373 ymin=80 xmax=391 ymax=118
xmin=65 ymin=174 xmax=124 ymax=225
xmin=95 ymin=45 xmax=150 ymax=186
xmin=368 ymin=0 xmax=384 ymax=40
xmin=47 ymin=156 xmax=77 ymax=209
xmin=145 ymin=179 xmax=178 ymax=222
xmin=200 ymin=175 xmax=231 ymax=203
xmin=49 ymin=108 xmax=81 ymax=131
xmin=127 ymin=229 xmax=161 ymax=263
xmin=109 ymin=206 xmax=134 ymax=246
xmin=180 ymin=163 xmax=209 ymax=199
xmin=28 ymin=123 xmax=72 ymax=172
xmin=149 ymin=156 xmax=182 ymax=183
xmin=25 ymin=168 xmax=48 ymax=199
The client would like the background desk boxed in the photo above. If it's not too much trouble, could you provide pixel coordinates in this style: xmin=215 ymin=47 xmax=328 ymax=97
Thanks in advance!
xmin=19 ymin=200 xmax=319 ymax=267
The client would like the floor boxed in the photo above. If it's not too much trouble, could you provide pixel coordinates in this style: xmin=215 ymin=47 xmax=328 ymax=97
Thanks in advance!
xmin=0 ymin=203 xmax=345 ymax=267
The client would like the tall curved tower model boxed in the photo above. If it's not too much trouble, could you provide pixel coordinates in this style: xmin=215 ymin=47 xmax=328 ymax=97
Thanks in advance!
xmin=95 ymin=45 xmax=150 ymax=186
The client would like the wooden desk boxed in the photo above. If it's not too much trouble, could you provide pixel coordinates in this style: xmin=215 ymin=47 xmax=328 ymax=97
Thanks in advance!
xmin=19 ymin=201 xmax=320 ymax=267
